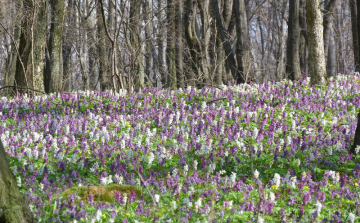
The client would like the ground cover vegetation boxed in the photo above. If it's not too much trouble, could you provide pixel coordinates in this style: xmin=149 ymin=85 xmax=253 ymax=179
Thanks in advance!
xmin=2 ymin=73 xmax=360 ymax=222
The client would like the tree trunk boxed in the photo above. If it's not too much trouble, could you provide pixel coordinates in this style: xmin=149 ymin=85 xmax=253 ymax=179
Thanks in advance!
xmin=97 ymin=0 xmax=109 ymax=91
xmin=88 ymin=0 xmax=100 ymax=91
xmin=234 ymin=0 xmax=252 ymax=84
xmin=14 ymin=0 xmax=33 ymax=95
xmin=351 ymin=0 xmax=360 ymax=72
xmin=62 ymin=0 xmax=75 ymax=92
xmin=323 ymin=0 xmax=340 ymax=63
xmin=175 ymin=0 xmax=185 ymax=88
xmin=5 ymin=0 xmax=23 ymax=95
xmin=299 ymin=0 xmax=308 ymax=75
xmin=198 ymin=0 xmax=211 ymax=87
xmin=145 ymin=0 xmax=154 ymax=89
xmin=33 ymin=0 xmax=47 ymax=93
xmin=45 ymin=0 xmax=65 ymax=93
xmin=0 ymin=140 xmax=36 ymax=223
xmin=276 ymin=0 xmax=288 ymax=81
xmin=184 ymin=0 xmax=200 ymax=86
xmin=286 ymin=0 xmax=301 ymax=81
xmin=212 ymin=0 xmax=245 ymax=84
xmin=130 ymin=0 xmax=145 ymax=91
xmin=306 ymin=0 xmax=327 ymax=86
xmin=167 ymin=0 xmax=177 ymax=89
xmin=352 ymin=0 xmax=360 ymax=155
xmin=158 ymin=0 xmax=167 ymax=88
xmin=326 ymin=25 xmax=336 ymax=77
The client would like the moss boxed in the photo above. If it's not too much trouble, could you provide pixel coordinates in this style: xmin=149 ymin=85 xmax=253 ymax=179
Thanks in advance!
xmin=56 ymin=185 xmax=142 ymax=204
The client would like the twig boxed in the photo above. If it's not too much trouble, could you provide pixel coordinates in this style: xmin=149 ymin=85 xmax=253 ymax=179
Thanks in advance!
xmin=135 ymin=167 xmax=156 ymax=205
xmin=0 ymin=86 xmax=48 ymax=96
xmin=322 ymin=123 xmax=350 ymax=140
xmin=206 ymin=97 xmax=227 ymax=104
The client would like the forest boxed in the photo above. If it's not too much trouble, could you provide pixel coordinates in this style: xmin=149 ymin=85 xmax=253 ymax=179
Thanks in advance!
xmin=0 ymin=0 xmax=357 ymax=94
xmin=1 ymin=0 xmax=360 ymax=222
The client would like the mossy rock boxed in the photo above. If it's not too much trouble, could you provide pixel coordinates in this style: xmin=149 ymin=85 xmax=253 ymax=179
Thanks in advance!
xmin=57 ymin=185 xmax=142 ymax=203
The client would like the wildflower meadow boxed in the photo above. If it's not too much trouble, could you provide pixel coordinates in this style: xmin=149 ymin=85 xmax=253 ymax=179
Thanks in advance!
xmin=3 ymin=73 xmax=360 ymax=222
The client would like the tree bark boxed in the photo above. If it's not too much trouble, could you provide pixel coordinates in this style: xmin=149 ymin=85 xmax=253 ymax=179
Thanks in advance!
xmin=212 ymin=0 xmax=245 ymax=84
xmin=0 ymin=140 xmax=36 ymax=223
xmin=323 ymin=0 xmax=340 ymax=63
xmin=234 ymin=0 xmax=252 ymax=84
xmin=97 ymin=0 xmax=109 ymax=91
xmin=62 ymin=0 xmax=75 ymax=92
xmin=145 ymin=0 xmax=154 ymax=89
xmin=326 ymin=25 xmax=336 ymax=77
xmin=167 ymin=0 xmax=177 ymax=89
xmin=88 ymin=0 xmax=100 ymax=91
xmin=175 ymin=0 xmax=185 ymax=88
xmin=130 ymin=0 xmax=144 ymax=91
xmin=14 ymin=0 xmax=33 ymax=95
xmin=158 ymin=0 xmax=167 ymax=88
xmin=306 ymin=0 xmax=327 ymax=86
xmin=184 ymin=0 xmax=201 ymax=86
xmin=351 ymin=0 xmax=360 ymax=72
xmin=45 ymin=0 xmax=65 ymax=93
xmin=299 ymin=0 xmax=308 ymax=75
xmin=286 ymin=0 xmax=301 ymax=81
xmin=276 ymin=0 xmax=288 ymax=81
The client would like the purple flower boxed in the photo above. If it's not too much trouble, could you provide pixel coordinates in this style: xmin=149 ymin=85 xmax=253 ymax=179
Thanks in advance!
xmin=303 ymin=192 xmax=311 ymax=205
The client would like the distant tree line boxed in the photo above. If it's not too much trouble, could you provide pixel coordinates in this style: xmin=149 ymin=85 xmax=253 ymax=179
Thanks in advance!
xmin=0 ymin=0 xmax=357 ymax=96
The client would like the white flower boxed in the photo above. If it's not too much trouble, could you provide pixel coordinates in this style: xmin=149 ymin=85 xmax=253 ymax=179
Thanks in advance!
xmin=273 ymin=173 xmax=281 ymax=186
xmin=148 ymin=152 xmax=155 ymax=167
xmin=348 ymin=212 xmax=356 ymax=223
xmin=230 ymin=172 xmax=237 ymax=186
xmin=254 ymin=169 xmax=259 ymax=179
xmin=194 ymin=160 xmax=198 ymax=171
xmin=252 ymin=127 xmax=259 ymax=139
xmin=95 ymin=209 xmax=102 ymax=222
xmin=356 ymin=145 xmax=360 ymax=155
xmin=269 ymin=191 xmax=276 ymax=203
xmin=195 ymin=197 xmax=202 ymax=210
xmin=17 ymin=176 xmax=21 ymax=187
xmin=154 ymin=194 xmax=160 ymax=203
xmin=257 ymin=216 xmax=264 ymax=223
xmin=315 ymin=201 xmax=322 ymax=214
xmin=171 ymin=201 xmax=177 ymax=209
xmin=290 ymin=177 xmax=297 ymax=188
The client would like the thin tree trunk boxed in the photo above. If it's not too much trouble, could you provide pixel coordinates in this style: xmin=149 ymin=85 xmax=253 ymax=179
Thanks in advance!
xmin=88 ymin=0 xmax=100 ymax=91
xmin=0 ymin=140 xmax=36 ymax=223
xmin=6 ymin=0 xmax=23 ymax=95
xmin=145 ymin=0 xmax=154 ymax=89
xmin=286 ymin=0 xmax=301 ymax=81
xmin=45 ymin=0 xmax=65 ymax=93
xmin=15 ymin=0 xmax=33 ymax=95
xmin=299 ymin=0 xmax=308 ymax=75
xmin=276 ymin=0 xmax=288 ymax=81
xmin=234 ymin=0 xmax=252 ymax=84
xmin=62 ymin=0 xmax=75 ymax=92
xmin=212 ymin=0 xmax=245 ymax=84
xmin=323 ymin=0 xmax=340 ymax=63
xmin=97 ymin=0 xmax=109 ymax=91
xmin=158 ymin=0 xmax=167 ymax=88
xmin=351 ymin=0 xmax=360 ymax=71
xmin=167 ymin=0 xmax=177 ymax=89
xmin=130 ymin=0 xmax=144 ymax=91
xmin=327 ymin=26 xmax=336 ymax=77
xmin=184 ymin=0 xmax=201 ymax=86
xmin=175 ymin=0 xmax=184 ymax=88
xmin=306 ymin=0 xmax=327 ymax=86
